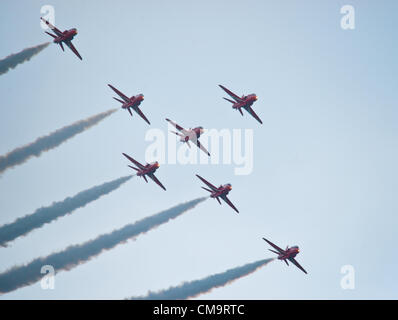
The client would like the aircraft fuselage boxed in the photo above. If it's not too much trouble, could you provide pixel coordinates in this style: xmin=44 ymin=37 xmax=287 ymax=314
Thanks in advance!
xmin=210 ymin=184 xmax=232 ymax=198
xmin=53 ymin=29 xmax=77 ymax=43
xmin=232 ymin=94 xmax=258 ymax=110
xmin=122 ymin=95 xmax=144 ymax=110
xmin=180 ymin=127 xmax=204 ymax=142
xmin=136 ymin=162 xmax=159 ymax=176
xmin=278 ymin=246 xmax=300 ymax=260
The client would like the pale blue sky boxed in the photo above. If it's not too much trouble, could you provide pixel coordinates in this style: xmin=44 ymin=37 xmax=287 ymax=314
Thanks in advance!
xmin=0 ymin=0 xmax=397 ymax=299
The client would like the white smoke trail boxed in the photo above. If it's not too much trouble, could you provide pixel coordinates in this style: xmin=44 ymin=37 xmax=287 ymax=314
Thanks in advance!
xmin=0 ymin=197 xmax=207 ymax=294
xmin=0 ymin=109 xmax=117 ymax=174
xmin=130 ymin=258 xmax=274 ymax=300
xmin=0 ymin=175 xmax=133 ymax=246
xmin=0 ymin=43 xmax=50 ymax=76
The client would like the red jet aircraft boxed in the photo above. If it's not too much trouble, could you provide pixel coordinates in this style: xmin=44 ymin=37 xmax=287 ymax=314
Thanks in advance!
xmin=108 ymin=84 xmax=150 ymax=124
xmin=196 ymin=174 xmax=239 ymax=213
xmin=166 ymin=119 xmax=210 ymax=156
xmin=219 ymin=85 xmax=262 ymax=124
xmin=122 ymin=153 xmax=166 ymax=190
xmin=40 ymin=17 xmax=82 ymax=60
xmin=263 ymin=238 xmax=307 ymax=274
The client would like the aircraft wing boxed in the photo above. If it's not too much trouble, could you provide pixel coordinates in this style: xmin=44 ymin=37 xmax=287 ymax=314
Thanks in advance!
xmin=122 ymin=153 xmax=145 ymax=170
xmin=245 ymin=106 xmax=263 ymax=124
xmin=262 ymin=238 xmax=285 ymax=254
xmin=147 ymin=173 xmax=166 ymax=191
xmin=41 ymin=17 xmax=63 ymax=36
xmin=195 ymin=140 xmax=210 ymax=156
xmin=166 ymin=119 xmax=189 ymax=135
xmin=65 ymin=40 xmax=82 ymax=60
xmin=108 ymin=84 xmax=129 ymax=102
xmin=133 ymin=106 xmax=151 ymax=125
xmin=195 ymin=174 xmax=218 ymax=191
xmin=220 ymin=194 xmax=239 ymax=213
xmin=219 ymin=85 xmax=243 ymax=102
xmin=289 ymin=257 xmax=308 ymax=274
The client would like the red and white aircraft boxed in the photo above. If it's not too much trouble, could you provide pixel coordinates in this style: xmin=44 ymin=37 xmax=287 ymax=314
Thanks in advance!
xmin=123 ymin=153 xmax=166 ymax=190
xmin=219 ymin=85 xmax=262 ymax=124
xmin=108 ymin=84 xmax=150 ymax=124
xmin=40 ymin=17 xmax=82 ymax=60
xmin=166 ymin=118 xmax=210 ymax=156
xmin=263 ymin=238 xmax=307 ymax=274
xmin=196 ymin=174 xmax=239 ymax=213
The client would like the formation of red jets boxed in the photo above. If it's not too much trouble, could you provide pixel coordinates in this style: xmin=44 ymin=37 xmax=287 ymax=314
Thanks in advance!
xmin=41 ymin=17 xmax=307 ymax=275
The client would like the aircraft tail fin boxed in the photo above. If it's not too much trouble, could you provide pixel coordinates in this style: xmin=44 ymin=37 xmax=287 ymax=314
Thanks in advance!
xmin=238 ymin=108 xmax=244 ymax=116
xmin=170 ymin=130 xmax=183 ymax=137
xmin=223 ymin=97 xmax=235 ymax=104
xmin=128 ymin=165 xmax=139 ymax=171
xmin=143 ymin=175 xmax=148 ymax=183
xmin=201 ymin=187 xmax=213 ymax=193
xmin=45 ymin=31 xmax=56 ymax=38
xmin=284 ymin=260 xmax=289 ymax=266
xmin=268 ymin=249 xmax=280 ymax=255
xmin=216 ymin=197 xmax=221 ymax=205
xmin=59 ymin=42 xmax=64 ymax=51
xmin=113 ymin=97 xmax=125 ymax=104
